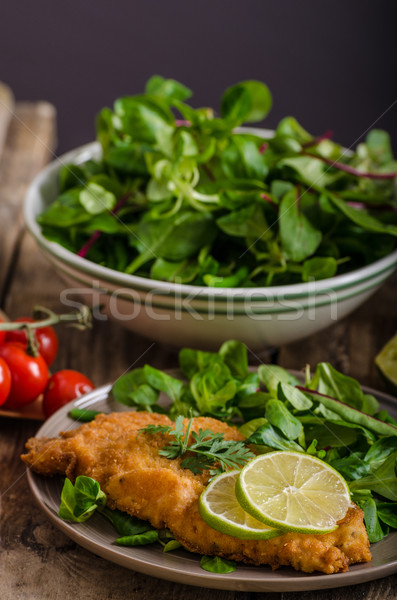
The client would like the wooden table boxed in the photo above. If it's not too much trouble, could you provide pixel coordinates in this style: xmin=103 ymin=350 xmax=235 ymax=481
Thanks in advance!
xmin=0 ymin=92 xmax=396 ymax=600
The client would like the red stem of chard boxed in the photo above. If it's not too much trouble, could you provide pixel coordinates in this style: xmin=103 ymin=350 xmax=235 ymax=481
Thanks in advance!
xmin=77 ymin=194 xmax=130 ymax=259
xmin=302 ymin=152 xmax=397 ymax=180
xmin=301 ymin=130 xmax=333 ymax=148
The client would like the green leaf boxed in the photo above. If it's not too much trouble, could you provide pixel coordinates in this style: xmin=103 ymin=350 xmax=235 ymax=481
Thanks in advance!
xmin=355 ymin=496 xmax=386 ymax=543
xmin=80 ymin=183 xmax=116 ymax=215
xmin=350 ymin=454 xmax=397 ymax=501
xmin=219 ymin=340 xmax=249 ymax=378
xmin=216 ymin=203 xmax=269 ymax=239
xmin=277 ymin=382 xmax=313 ymax=410
xmin=265 ymin=398 xmax=303 ymax=440
xmin=179 ymin=348 xmax=223 ymax=379
xmin=127 ymin=211 xmax=217 ymax=272
xmin=100 ymin=506 xmax=153 ymax=536
xmin=190 ymin=363 xmax=237 ymax=417
xmin=247 ymin=422 xmax=304 ymax=452
xmin=375 ymin=501 xmax=397 ymax=528
xmin=200 ymin=555 xmax=237 ymax=574
xmin=330 ymin=453 xmax=370 ymax=481
xmin=328 ymin=193 xmax=397 ymax=236
xmin=315 ymin=363 xmax=365 ymax=410
xmin=115 ymin=530 xmax=159 ymax=546
xmin=68 ymin=408 xmax=102 ymax=422
xmin=143 ymin=365 xmax=184 ymax=404
xmin=279 ymin=188 xmax=322 ymax=262
xmin=145 ymin=75 xmax=192 ymax=103
xmin=276 ymin=117 xmax=312 ymax=144
xmin=258 ymin=365 xmax=300 ymax=397
xmin=365 ymin=437 xmax=397 ymax=468
xmin=302 ymin=257 xmax=337 ymax=282
xmin=221 ymin=80 xmax=272 ymax=125
xmin=58 ymin=476 xmax=106 ymax=523
xmin=113 ymin=96 xmax=174 ymax=148
xmin=221 ymin=135 xmax=268 ymax=180
xmin=112 ymin=368 xmax=160 ymax=410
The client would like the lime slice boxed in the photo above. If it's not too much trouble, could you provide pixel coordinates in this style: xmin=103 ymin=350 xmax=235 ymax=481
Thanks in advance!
xmin=375 ymin=333 xmax=397 ymax=391
xmin=199 ymin=470 xmax=281 ymax=540
xmin=235 ymin=451 xmax=351 ymax=534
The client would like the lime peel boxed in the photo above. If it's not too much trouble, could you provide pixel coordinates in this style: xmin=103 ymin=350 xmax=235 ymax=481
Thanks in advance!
xmin=199 ymin=470 xmax=281 ymax=540
xmin=235 ymin=451 xmax=351 ymax=534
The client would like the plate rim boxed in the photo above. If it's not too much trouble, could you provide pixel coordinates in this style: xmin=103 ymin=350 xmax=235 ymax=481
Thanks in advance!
xmin=25 ymin=373 xmax=397 ymax=592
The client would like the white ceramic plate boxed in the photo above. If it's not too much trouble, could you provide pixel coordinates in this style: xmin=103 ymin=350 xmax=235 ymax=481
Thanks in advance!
xmin=26 ymin=379 xmax=397 ymax=592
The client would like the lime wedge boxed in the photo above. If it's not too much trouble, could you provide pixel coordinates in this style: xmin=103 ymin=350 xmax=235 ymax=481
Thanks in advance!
xmin=235 ymin=452 xmax=350 ymax=534
xmin=375 ymin=333 xmax=397 ymax=391
xmin=199 ymin=470 xmax=281 ymax=540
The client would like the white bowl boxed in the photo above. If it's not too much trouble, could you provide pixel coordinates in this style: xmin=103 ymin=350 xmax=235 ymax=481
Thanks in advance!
xmin=24 ymin=140 xmax=397 ymax=350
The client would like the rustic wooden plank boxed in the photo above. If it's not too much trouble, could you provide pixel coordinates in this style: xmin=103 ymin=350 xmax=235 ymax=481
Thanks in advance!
xmin=0 ymin=82 xmax=14 ymax=157
xmin=0 ymin=101 xmax=56 ymax=303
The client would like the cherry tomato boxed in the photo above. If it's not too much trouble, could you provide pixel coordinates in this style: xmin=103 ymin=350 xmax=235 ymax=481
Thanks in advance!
xmin=0 ymin=318 xmax=5 ymax=345
xmin=43 ymin=370 xmax=95 ymax=418
xmin=0 ymin=343 xmax=50 ymax=408
xmin=0 ymin=357 xmax=11 ymax=406
xmin=6 ymin=317 xmax=58 ymax=366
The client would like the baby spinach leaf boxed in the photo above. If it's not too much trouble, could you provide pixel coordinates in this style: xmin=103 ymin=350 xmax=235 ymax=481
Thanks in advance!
xmin=277 ymin=381 xmax=313 ymax=410
xmin=112 ymin=368 xmax=160 ymax=410
xmin=265 ymin=399 xmax=303 ymax=440
xmin=100 ymin=506 xmax=153 ymax=537
xmin=58 ymin=476 xmax=106 ymax=522
xmin=279 ymin=187 xmax=322 ymax=262
xmin=330 ymin=453 xmax=370 ymax=481
xmin=355 ymin=496 xmax=386 ymax=543
xmin=315 ymin=363 xmax=365 ymax=410
xmin=375 ymin=501 xmax=397 ymax=529
xmin=115 ymin=531 xmax=159 ymax=546
xmin=216 ymin=203 xmax=269 ymax=238
xmin=179 ymin=348 xmax=223 ymax=379
xmin=80 ymin=183 xmax=116 ymax=215
xmin=219 ymin=340 xmax=249 ymax=378
xmin=221 ymin=80 xmax=272 ymax=125
xmin=143 ymin=365 xmax=184 ymax=404
xmin=328 ymin=193 xmax=397 ymax=236
xmin=163 ymin=540 xmax=182 ymax=552
xmin=190 ymin=363 xmax=237 ymax=417
xmin=258 ymin=365 xmax=300 ymax=396
xmin=68 ymin=408 xmax=102 ymax=422
xmin=200 ymin=555 xmax=237 ymax=574
xmin=145 ymin=75 xmax=192 ymax=103
xmin=305 ymin=422 xmax=358 ymax=449
xmin=246 ymin=422 xmax=304 ymax=452
xmin=302 ymin=256 xmax=337 ymax=281
xmin=365 ymin=437 xmax=397 ymax=468
xmin=349 ymin=454 xmax=397 ymax=501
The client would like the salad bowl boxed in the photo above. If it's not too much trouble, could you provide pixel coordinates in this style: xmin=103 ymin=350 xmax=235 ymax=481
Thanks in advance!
xmin=24 ymin=140 xmax=397 ymax=350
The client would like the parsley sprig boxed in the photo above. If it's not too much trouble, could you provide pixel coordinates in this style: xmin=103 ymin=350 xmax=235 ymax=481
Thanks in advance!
xmin=140 ymin=415 xmax=254 ymax=476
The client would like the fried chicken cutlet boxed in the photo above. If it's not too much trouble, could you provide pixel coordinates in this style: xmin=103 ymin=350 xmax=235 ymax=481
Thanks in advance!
xmin=21 ymin=411 xmax=371 ymax=574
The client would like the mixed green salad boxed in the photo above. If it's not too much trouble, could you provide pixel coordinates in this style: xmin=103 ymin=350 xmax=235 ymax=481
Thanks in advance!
xmin=62 ymin=340 xmax=397 ymax=575
xmin=39 ymin=76 xmax=397 ymax=287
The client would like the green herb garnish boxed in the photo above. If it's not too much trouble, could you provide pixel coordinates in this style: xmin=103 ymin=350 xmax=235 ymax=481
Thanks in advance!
xmin=140 ymin=414 xmax=255 ymax=475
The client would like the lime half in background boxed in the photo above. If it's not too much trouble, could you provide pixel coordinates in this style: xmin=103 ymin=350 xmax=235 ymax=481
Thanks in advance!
xmin=376 ymin=333 xmax=397 ymax=392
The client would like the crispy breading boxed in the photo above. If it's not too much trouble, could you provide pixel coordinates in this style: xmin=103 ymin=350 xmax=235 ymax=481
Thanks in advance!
xmin=21 ymin=411 xmax=372 ymax=574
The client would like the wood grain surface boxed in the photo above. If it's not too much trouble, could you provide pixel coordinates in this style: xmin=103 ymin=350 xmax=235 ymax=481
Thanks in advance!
xmin=0 ymin=102 xmax=396 ymax=600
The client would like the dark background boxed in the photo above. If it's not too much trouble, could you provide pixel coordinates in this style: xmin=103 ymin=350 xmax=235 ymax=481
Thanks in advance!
xmin=1 ymin=0 xmax=396 ymax=154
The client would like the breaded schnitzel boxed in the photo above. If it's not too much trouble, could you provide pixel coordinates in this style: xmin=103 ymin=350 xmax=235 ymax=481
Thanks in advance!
xmin=21 ymin=411 xmax=371 ymax=574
